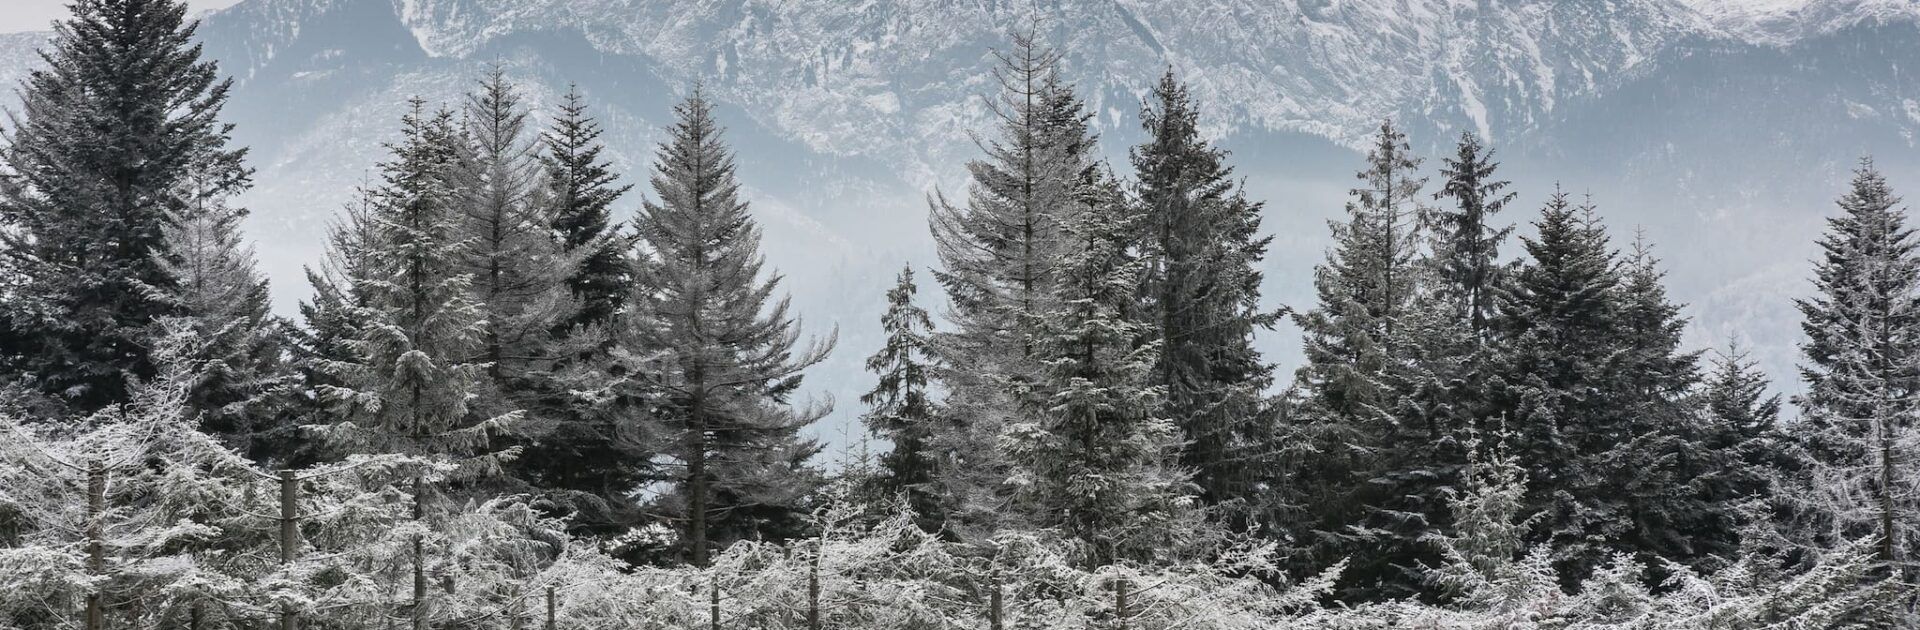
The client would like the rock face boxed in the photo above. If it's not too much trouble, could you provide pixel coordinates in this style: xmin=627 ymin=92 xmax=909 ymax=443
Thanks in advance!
xmin=2 ymin=0 xmax=1918 ymax=435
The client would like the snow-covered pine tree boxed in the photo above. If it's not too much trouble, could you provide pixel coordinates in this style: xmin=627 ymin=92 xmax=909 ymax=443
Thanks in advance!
xmin=1689 ymin=342 xmax=1793 ymax=560
xmin=1493 ymin=192 xmax=1709 ymax=584
xmin=1287 ymin=120 xmax=1429 ymax=596
xmin=451 ymin=69 xmax=570 ymax=405
xmin=861 ymin=265 xmax=942 ymax=530
xmin=542 ymin=85 xmax=634 ymax=332
xmin=314 ymin=101 xmax=514 ymax=465
xmin=0 ymin=0 xmax=251 ymax=412
xmin=147 ymin=178 xmax=296 ymax=464
xmin=1349 ymin=131 xmax=1518 ymax=600
xmin=1792 ymin=159 xmax=1920 ymax=585
xmin=1493 ymin=190 xmax=1621 ymax=582
xmin=1424 ymin=429 xmax=1538 ymax=610
xmin=627 ymin=89 xmax=833 ymax=566
xmin=517 ymin=84 xmax=649 ymax=540
xmin=311 ymin=100 xmax=522 ymax=629
xmin=291 ymin=188 xmax=382 ymax=468
xmin=926 ymin=30 xmax=1099 ymax=540
xmin=1129 ymin=70 xmax=1280 ymax=516
xmin=1003 ymin=169 xmax=1188 ymax=568
xmin=1606 ymin=234 xmax=1726 ymax=569
xmin=1410 ymin=131 xmax=1517 ymax=462
xmin=0 ymin=334 xmax=271 ymax=630
xmin=1428 ymin=132 xmax=1515 ymax=340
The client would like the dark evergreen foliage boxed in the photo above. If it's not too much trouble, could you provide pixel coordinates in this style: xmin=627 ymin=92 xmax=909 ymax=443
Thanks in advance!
xmin=0 ymin=0 xmax=250 ymax=411
xmin=860 ymin=265 xmax=942 ymax=530
xmin=627 ymin=90 xmax=833 ymax=566
xmin=1791 ymin=160 xmax=1920 ymax=581
xmin=1130 ymin=70 xmax=1281 ymax=517
xmin=543 ymin=85 xmax=634 ymax=332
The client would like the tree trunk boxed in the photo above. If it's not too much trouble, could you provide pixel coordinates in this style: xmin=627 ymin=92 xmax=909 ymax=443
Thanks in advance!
xmin=688 ymin=382 xmax=710 ymax=567
xmin=1881 ymin=414 xmax=1899 ymax=570
xmin=708 ymin=576 xmax=720 ymax=630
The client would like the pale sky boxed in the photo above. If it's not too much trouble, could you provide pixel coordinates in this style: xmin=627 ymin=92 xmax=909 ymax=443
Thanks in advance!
xmin=0 ymin=0 xmax=244 ymax=34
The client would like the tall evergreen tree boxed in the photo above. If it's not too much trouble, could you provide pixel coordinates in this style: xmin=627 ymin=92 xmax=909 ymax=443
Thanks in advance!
xmin=1492 ymin=194 xmax=1711 ymax=583
xmin=0 ymin=0 xmax=250 ymax=411
xmin=542 ymin=85 xmax=633 ymax=331
xmin=1130 ymin=70 xmax=1280 ymax=514
xmin=1344 ymin=131 xmax=1518 ymax=599
xmin=147 ymin=180 xmax=294 ymax=462
xmin=1288 ymin=120 xmax=1428 ymax=595
xmin=1004 ymin=170 xmax=1187 ymax=567
xmin=1429 ymin=132 xmax=1515 ymax=339
xmin=1493 ymin=191 xmax=1620 ymax=580
xmin=926 ymin=31 xmax=1099 ymax=538
xmin=519 ymin=84 xmax=646 ymax=537
xmin=295 ymin=188 xmax=380 ymax=455
xmin=861 ymin=265 xmax=941 ymax=529
xmin=628 ymin=90 xmax=833 ymax=566
xmin=1690 ymin=342 xmax=1791 ymax=558
xmin=1607 ymin=234 xmax=1725 ymax=569
xmin=451 ymin=69 xmax=569 ymax=397
xmin=312 ymin=101 xmax=521 ymax=629
xmin=313 ymin=100 xmax=515 ymax=466
xmin=1792 ymin=160 xmax=1920 ymax=581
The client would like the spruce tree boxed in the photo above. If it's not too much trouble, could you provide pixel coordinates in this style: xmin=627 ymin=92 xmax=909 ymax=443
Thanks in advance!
xmin=1792 ymin=159 xmax=1920 ymax=580
xmin=1691 ymin=342 xmax=1791 ymax=557
xmin=0 ymin=0 xmax=250 ymax=411
xmin=147 ymin=180 xmax=295 ymax=463
xmin=451 ymin=69 xmax=569 ymax=396
xmin=1346 ymin=131 xmax=1517 ymax=598
xmin=926 ymin=31 xmax=1098 ymax=538
xmin=1493 ymin=190 xmax=1621 ymax=580
xmin=1004 ymin=170 xmax=1187 ymax=567
xmin=1608 ymin=234 xmax=1723 ymax=569
xmin=311 ymin=101 xmax=521 ymax=629
xmin=1288 ymin=120 xmax=1428 ymax=595
xmin=313 ymin=100 xmax=516 ymax=466
xmin=518 ymin=84 xmax=646 ymax=536
xmin=1130 ymin=70 xmax=1280 ymax=514
xmin=628 ymin=90 xmax=833 ymax=566
xmin=294 ymin=189 xmax=380 ymax=464
xmin=1429 ymin=131 xmax=1515 ymax=339
xmin=542 ymin=85 xmax=633 ymax=331
xmin=1494 ymin=194 xmax=1711 ymax=582
xmin=860 ymin=265 xmax=941 ymax=529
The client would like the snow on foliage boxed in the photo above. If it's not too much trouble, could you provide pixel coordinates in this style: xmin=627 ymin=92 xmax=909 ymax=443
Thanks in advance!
xmin=0 ymin=360 xmax=1893 ymax=629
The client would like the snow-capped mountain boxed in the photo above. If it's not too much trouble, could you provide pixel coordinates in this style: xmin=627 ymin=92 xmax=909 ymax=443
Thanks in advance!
xmin=3 ymin=0 xmax=1918 ymax=441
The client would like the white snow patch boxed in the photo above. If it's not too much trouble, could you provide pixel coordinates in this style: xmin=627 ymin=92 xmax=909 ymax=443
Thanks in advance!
xmin=865 ymin=91 xmax=900 ymax=115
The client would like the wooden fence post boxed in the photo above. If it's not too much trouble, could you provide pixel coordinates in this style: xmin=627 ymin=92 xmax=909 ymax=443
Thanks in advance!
xmin=545 ymin=584 xmax=556 ymax=630
xmin=807 ymin=547 xmax=821 ymax=630
xmin=709 ymin=576 xmax=720 ymax=630
xmin=86 ymin=460 xmax=105 ymax=630
xmin=280 ymin=469 xmax=300 ymax=630
xmin=988 ymin=566 xmax=1002 ymax=630
xmin=1114 ymin=577 xmax=1129 ymax=630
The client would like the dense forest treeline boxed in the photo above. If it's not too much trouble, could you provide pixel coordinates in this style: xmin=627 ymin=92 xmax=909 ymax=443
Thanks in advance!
xmin=0 ymin=1 xmax=1914 ymax=627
